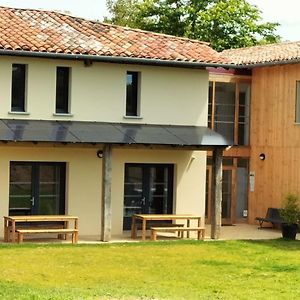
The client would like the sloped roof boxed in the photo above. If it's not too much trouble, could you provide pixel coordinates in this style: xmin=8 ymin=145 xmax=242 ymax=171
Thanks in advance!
xmin=0 ymin=6 xmax=226 ymax=66
xmin=220 ymin=41 xmax=300 ymax=67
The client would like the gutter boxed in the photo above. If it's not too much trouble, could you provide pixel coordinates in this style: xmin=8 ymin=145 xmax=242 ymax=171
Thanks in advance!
xmin=234 ymin=58 xmax=300 ymax=69
xmin=0 ymin=49 xmax=238 ymax=70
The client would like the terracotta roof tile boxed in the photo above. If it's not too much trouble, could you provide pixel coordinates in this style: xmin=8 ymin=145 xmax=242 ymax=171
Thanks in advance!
xmin=0 ymin=6 xmax=225 ymax=65
xmin=220 ymin=41 xmax=300 ymax=66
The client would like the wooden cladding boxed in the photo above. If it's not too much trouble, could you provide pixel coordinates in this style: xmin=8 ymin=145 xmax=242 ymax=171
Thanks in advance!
xmin=248 ymin=64 xmax=300 ymax=224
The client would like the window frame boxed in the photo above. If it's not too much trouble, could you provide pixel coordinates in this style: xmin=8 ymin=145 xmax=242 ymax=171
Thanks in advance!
xmin=55 ymin=66 xmax=71 ymax=114
xmin=209 ymin=78 xmax=251 ymax=146
xmin=125 ymin=71 xmax=140 ymax=117
xmin=11 ymin=64 xmax=27 ymax=112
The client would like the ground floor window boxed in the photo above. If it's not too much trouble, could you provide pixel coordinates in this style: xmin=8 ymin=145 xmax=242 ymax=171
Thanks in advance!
xmin=9 ymin=162 xmax=66 ymax=216
xmin=123 ymin=163 xmax=174 ymax=230
xmin=206 ymin=158 xmax=249 ymax=224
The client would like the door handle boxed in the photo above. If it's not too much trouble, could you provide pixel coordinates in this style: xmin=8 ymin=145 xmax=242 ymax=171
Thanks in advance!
xmin=30 ymin=197 xmax=35 ymax=206
xmin=141 ymin=197 xmax=146 ymax=206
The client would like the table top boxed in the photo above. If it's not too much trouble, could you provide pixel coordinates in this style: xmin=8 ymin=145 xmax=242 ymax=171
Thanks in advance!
xmin=3 ymin=215 xmax=78 ymax=222
xmin=132 ymin=214 xmax=201 ymax=220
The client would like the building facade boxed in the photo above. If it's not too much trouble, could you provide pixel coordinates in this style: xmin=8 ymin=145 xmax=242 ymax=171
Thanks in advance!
xmin=0 ymin=7 xmax=229 ymax=240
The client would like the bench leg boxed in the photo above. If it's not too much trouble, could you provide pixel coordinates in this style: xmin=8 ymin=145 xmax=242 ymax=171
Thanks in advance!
xmin=151 ymin=230 xmax=157 ymax=241
xmin=72 ymin=232 xmax=78 ymax=244
xmin=197 ymin=229 xmax=205 ymax=240
xmin=18 ymin=233 xmax=23 ymax=244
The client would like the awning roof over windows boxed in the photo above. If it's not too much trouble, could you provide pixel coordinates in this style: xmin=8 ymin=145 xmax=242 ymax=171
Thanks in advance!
xmin=0 ymin=119 xmax=231 ymax=148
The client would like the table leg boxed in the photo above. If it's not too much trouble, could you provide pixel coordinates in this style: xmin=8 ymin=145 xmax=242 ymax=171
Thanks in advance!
xmin=142 ymin=219 xmax=146 ymax=241
xmin=131 ymin=216 xmax=137 ymax=239
xmin=12 ymin=221 xmax=16 ymax=243
xmin=3 ymin=218 xmax=7 ymax=242
xmin=187 ymin=219 xmax=190 ymax=238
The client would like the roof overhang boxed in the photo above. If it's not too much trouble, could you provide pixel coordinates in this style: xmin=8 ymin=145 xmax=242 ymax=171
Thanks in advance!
xmin=0 ymin=49 xmax=236 ymax=70
xmin=0 ymin=119 xmax=231 ymax=149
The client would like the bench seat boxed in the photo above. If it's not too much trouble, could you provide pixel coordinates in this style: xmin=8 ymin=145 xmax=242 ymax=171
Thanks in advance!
xmin=135 ymin=222 xmax=184 ymax=230
xmin=151 ymin=226 xmax=205 ymax=241
xmin=16 ymin=228 xmax=78 ymax=244
xmin=255 ymin=208 xmax=283 ymax=229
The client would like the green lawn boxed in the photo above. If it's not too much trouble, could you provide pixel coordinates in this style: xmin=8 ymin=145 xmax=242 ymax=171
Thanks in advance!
xmin=0 ymin=239 xmax=300 ymax=299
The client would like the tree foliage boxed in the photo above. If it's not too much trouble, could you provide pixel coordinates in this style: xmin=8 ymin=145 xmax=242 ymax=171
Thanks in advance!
xmin=105 ymin=0 xmax=280 ymax=51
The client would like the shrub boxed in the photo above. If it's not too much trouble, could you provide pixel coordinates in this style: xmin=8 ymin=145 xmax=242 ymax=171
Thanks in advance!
xmin=280 ymin=193 xmax=300 ymax=225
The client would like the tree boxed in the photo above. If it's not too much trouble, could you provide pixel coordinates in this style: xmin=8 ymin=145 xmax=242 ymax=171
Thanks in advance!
xmin=105 ymin=0 xmax=280 ymax=51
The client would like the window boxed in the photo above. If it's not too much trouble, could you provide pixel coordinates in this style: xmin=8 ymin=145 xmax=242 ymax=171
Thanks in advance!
xmin=56 ymin=67 xmax=70 ymax=114
xmin=126 ymin=71 xmax=139 ymax=117
xmin=208 ymin=81 xmax=250 ymax=145
xmin=11 ymin=64 xmax=26 ymax=112
xmin=295 ymin=81 xmax=300 ymax=123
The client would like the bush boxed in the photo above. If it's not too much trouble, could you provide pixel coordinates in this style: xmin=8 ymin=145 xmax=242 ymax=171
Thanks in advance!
xmin=280 ymin=193 xmax=300 ymax=225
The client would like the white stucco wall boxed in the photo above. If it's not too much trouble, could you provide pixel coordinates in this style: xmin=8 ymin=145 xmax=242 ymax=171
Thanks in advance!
xmin=0 ymin=56 xmax=208 ymax=126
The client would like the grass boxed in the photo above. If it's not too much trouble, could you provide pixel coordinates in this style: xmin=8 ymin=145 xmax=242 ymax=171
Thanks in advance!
xmin=0 ymin=239 xmax=300 ymax=299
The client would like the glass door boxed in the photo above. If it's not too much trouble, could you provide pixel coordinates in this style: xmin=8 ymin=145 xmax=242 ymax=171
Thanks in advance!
xmin=123 ymin=164 xmax=174 ymax=230
xmin=222 ymin=169 xmax=233 ymax=223
xmin=205 ymin=158 xmax=249 ymax=224
xmin=9 ymin=162 xmax=66 ymax=216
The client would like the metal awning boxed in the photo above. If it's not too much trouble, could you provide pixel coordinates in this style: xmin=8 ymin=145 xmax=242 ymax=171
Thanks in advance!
xmin=0 ymin=119 xmax=231 ymax=148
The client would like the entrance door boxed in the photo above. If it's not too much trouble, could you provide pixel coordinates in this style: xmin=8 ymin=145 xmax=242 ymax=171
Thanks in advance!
xmin=9 ymin=162 xmax=66 ymax=216
xmin=205 ymin=158 xmax=249 ymax=224
xmin=123 ymin=164 xmax=174 ymax=230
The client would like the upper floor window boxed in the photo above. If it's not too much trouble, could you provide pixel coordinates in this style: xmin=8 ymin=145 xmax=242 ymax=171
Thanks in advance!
xmin=208 ymin=81 xmax=251 ymax=145
xmin=126 ymin=71 xmax=140 ymax=117
xmin=295 ymin=81 xmax=300 ymax=123
xmin=56 ymin=67 xmax=70 ymax=114
xmin=11 ymin=64 xmax=26 ymax=112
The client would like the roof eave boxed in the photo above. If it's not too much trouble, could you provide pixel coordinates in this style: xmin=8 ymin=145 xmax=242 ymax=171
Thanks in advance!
xmin=0 ymin=49 xmax=237 ymax=69
xmin=234 ymin=58 xmax=300 ymax=69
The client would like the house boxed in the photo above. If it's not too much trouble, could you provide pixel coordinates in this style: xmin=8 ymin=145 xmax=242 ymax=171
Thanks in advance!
xmin=207 ymin=41 xmax=300 ymax=226
xmin=0 ymin=7 xmax=231 ymax=241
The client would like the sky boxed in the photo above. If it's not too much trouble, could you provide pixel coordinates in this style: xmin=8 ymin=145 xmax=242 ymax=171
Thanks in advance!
xmin=0 ymin=0 xmax=298 ymax=42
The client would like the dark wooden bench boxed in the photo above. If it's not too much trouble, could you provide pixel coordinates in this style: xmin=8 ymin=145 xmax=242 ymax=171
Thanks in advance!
xmin=16 ymin=228 xmax=78 ymax=244
xmin=151 ymin=226 xmax=205 ymax=241
xmin=255 ymin=208 xmax=283 ymax=229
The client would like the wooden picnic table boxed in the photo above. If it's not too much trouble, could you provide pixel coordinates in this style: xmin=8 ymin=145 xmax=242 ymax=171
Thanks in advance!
xmin=3 ymin=215 xmax=78 ymax=243
xmin=131 ymin=214 xmax=202 ymax=241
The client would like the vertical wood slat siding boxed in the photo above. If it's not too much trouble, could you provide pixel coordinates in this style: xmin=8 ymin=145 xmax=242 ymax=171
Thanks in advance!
xmin=249 ymin=64 xmax=300 ymax=223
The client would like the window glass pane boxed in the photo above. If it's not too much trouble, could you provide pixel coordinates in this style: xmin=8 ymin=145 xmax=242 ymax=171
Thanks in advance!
xmin=236 ymin=158 xmax=249 ymax=219
xmin=214 ymin=82 xmax=235 ymax=142
xmin=126 ymin=71 xmax=138 ymax=116
xmin=38 ymin=165 xmax=63 ymax=215
xmin=9 ymin=164 xmax=32 ymax=215
xmin=238 ymin=83 xmax=251 ymax=145
xmin=208 ymin=82 xmax=213 ymax=128
xmin=56 ymin=67 xmax=70 ymax=113
xmin=222 ymin=170 xmax=232 ymax=218
xmin=11 ymin=64 xmax=26 ymax=112
xmin=296 ymin=81 xmax=300 ymax=123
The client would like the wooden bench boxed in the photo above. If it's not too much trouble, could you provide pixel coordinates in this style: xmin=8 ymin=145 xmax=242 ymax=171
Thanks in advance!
xmin=151 ymin=226 xmax=205 ymax=241
xmin=16 ymin=228 xmax=79 ymax=244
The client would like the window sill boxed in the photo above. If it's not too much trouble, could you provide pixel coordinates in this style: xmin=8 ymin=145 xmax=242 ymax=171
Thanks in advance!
xmin=53 ymin=113 xmax=74 ymax=117
xmin=8 ymin=111 xmax=30 ymax=115
xmin=123 ymin=115 xmax=143 ymax=120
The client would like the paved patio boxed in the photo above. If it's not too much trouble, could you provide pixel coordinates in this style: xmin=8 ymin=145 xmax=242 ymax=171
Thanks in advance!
xmin=103 ymin=223 xmax=288 ymax=243
xmin=3 ymin=224 xmax=294 ymax=244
